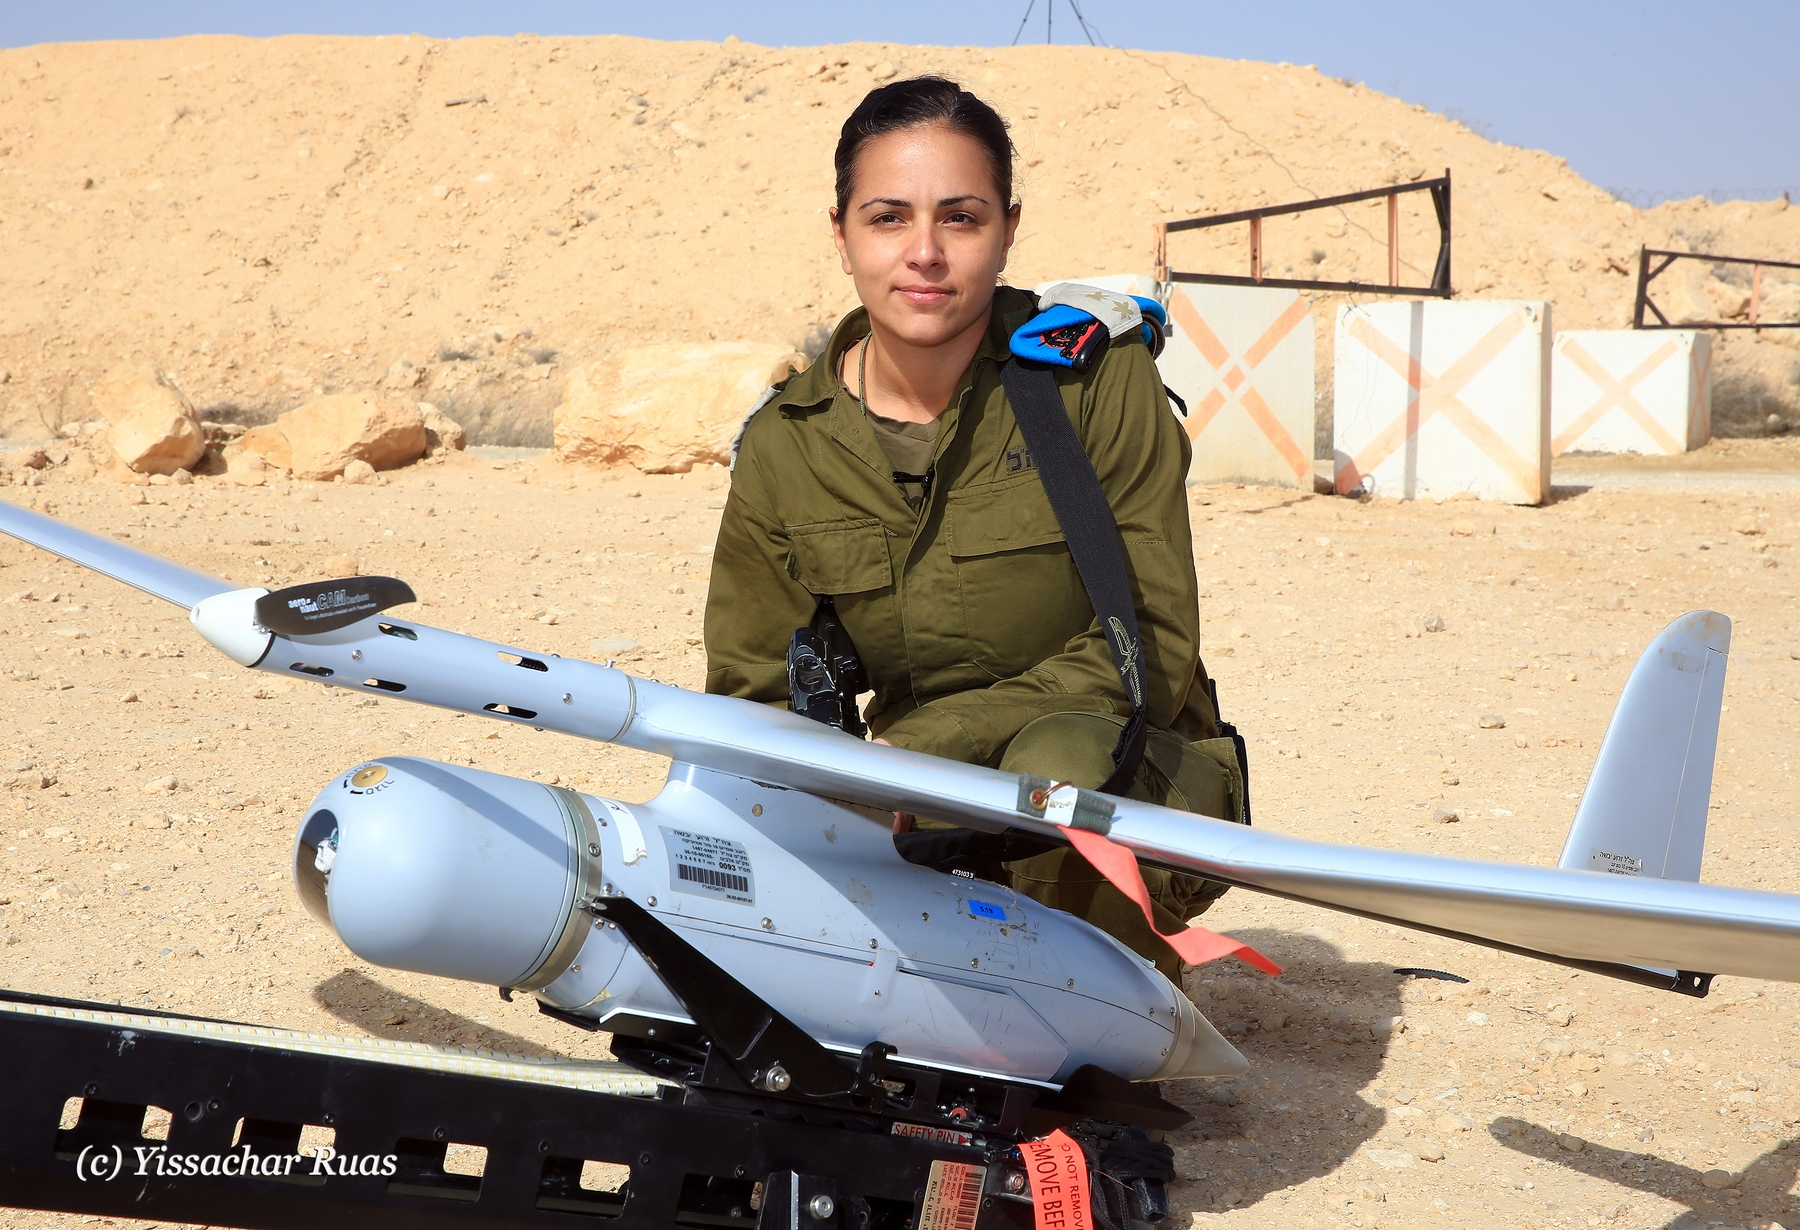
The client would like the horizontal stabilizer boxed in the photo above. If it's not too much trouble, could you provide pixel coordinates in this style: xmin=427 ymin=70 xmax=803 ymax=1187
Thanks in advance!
xmin=1558 ymin=611 xmax=1729 ymax=882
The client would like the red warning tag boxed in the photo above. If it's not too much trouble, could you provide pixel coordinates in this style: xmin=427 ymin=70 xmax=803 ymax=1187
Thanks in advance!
xmin=1020 ymin=1128 xmax=1090 ymax=1230
xmin=1063 ymin=824 xmax=1280 ymax=975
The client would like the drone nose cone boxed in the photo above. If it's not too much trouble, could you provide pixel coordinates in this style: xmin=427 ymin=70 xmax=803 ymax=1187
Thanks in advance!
xmin=293 ymin=806 xmax=339 ymax=932
xmin=291 ymin=757 xmax=592 ymax=989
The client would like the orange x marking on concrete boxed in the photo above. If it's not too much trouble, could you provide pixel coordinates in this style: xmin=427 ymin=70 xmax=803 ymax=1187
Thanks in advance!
xmin=1551 ymin=338 xmax=1680 ymax=456
xmin=1336 ymin=311 xmax=1539 ymax=498
xmin=1167 ymin=292 xmax=1312 ymax=483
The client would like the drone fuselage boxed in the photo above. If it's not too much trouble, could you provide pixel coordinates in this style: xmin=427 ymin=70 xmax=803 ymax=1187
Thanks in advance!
xmin=298 ymin=756 xmax=1246 ymax=1085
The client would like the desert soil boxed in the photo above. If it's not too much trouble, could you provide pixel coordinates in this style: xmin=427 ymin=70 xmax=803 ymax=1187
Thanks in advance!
xmin=1 ymin=33 xmax=1797 ymax=447
xmin=0 ymin=438 xmax=1797 ymax=1229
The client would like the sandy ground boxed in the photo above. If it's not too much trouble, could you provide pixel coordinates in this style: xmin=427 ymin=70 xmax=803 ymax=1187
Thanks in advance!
xmin=0 ymin=439 xmax=1796 ymax=1228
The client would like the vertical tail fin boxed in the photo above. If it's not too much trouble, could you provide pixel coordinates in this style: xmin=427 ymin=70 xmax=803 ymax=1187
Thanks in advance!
xmin=1557 ymin=611 xmax=1730 ymax=882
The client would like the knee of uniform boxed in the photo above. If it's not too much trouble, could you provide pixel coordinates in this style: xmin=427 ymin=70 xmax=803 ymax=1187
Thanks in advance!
xmin=997 ymin=711 xmax=1125 ymax=788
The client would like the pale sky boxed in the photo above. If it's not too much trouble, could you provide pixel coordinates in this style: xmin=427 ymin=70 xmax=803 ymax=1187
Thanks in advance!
xmin=4 ymin=1 xmax=1794 ymax=204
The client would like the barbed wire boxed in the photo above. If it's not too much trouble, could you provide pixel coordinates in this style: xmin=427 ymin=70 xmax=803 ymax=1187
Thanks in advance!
xmin=1605 ymin=186 xmax=1796 ymax=210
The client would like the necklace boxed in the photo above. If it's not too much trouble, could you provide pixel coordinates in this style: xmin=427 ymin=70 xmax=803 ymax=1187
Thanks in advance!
xmin=856 ymin=334 xmax=872 ymax=412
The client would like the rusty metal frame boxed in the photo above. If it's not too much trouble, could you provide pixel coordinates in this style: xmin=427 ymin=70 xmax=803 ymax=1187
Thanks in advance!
xmin=1153 ymin=171 xmax=1452 ymax=298
xmin=1633 ymin=246 xmax=1800 ymax=330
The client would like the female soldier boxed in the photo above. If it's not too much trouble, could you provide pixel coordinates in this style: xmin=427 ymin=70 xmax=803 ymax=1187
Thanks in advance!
xmin=704 ymin=76 xmax=1237 ymax=980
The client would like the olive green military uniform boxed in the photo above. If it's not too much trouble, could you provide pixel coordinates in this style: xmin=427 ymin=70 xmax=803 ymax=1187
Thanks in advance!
xmin=705 ymin=286 xmax=1238 ymax=978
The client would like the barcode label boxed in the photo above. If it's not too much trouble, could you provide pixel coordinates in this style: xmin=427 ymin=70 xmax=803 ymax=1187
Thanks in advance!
xmin=677 ymin=863 xmax=749 ymax=893
xmin=918 ymin=1160 xmax=985 ymax=1230
xmin=660 ymin=827 xmax=756 ymax=906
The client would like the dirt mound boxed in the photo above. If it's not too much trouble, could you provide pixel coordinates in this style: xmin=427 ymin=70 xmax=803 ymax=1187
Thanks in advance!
xmin=0 ymin=33 xmax=1794 ymax=446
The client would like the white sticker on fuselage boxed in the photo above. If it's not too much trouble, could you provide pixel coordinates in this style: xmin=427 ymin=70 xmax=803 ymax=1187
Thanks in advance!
xmin=1590 ymin=848 xmax=1643 ymax=876
xmin=661 ymin=826 xmax=756 ymax=906
xmin=602 ymin=799 xmax=649 ymax=865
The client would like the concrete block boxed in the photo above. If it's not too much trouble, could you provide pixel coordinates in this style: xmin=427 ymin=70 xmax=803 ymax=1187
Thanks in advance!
xmin=1550 ymin=329 xmax=1712 ymax=456
xmin=1157 ymin=284 xmax=1316 ymax=488
xmin=1334 ymin=299 xmax=1551 ymax=505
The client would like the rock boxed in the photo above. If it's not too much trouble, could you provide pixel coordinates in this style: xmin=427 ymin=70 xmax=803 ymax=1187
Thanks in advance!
xmin=1437 ymin=1114 xmax=1475 ymax=1133
xmin=1548 ymin=1006 xmax=1575 ymax=1027
xmin=5 ymin=446 xmax=48 ymax=470
xmin=1369 ymin=1015 xmax=1405 ymax=1038
xmin=1261 ymin=1011 xmax=1289 ymax=1032
xmin=322 ymin=554 xmax=361 ymax=577
xmin=1466 ymin=1011 xmax=1489 ymax=1026
xmin=1478 ymin=714 xmax=1506 ymax=729
xmin=1354 ymin=1181 xmax=1387 ymax=1202
xmin=170 ymin=467 xmax=193 ymax=485
xmin=93 ymin=362 xmax=207 ymax=476
xmin=554 ymin=343 xmax=808 ymax=473
xmin=871 ymin=60 xmax=897 ymax=81
xmin=382 ymin=359 xmax=422 ymax=390
xmin=1565 ymin=1081 xmax=1588 ymax=1097
xmin=1432 ymin=806 xmax=1462 ymax=824
xmin=1556 ymin=1133 xmax=1584 ymax=1152
xmin=120 ymin=691 xmax=138 ymax=703
xmin=342 ymin=458 xmax=378 ymax=485
xmin=1451 ymin=519 xmax=1475 ymax=537
xmin=42 ymin=826 xmax=71 ymax=838
xmin=1733 ymin=516 xmax=1764 ymax=535
xmin=1635 ymin=1126 xmax=1654 ymax=1142
xmin=1699 ymin=1168 xmax=1732 ymax=1189
xmin=590 ymin=636 xmax=642 ymax=655
xmin=226 ymin=449 xmax=267 ymax=486
xmin=1423 ymin=613 xmax=1445 ymax=632
xmin=419 ymin=402 xmax=466 ymax=455
xmin=140 ymin=774 xmax=178 ymax=794
xmin=1367 ymin=1149 xmax=1413 ymax=1169
xmin=236 ymin=423 xmax=293 ymax=472
xmin=1413 ymin=1141 xmax=1445 ymax=1162
xmin=278 ymin=391 xmax=426 ymax=480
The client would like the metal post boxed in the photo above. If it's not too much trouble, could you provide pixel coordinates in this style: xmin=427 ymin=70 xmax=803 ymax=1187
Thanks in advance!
xmin=1250 ymin=216 xmax=1262 ymax=283
xmin=1387 ymin=192 xmax=1399 ymax=288
xmin=1633 ymin=247 xmax=1651 ymax=328
xmin=1153 ymin=222 xmax=1168 ymax=284
xmin=1751 ymin=263 xmax=1762 ymax=330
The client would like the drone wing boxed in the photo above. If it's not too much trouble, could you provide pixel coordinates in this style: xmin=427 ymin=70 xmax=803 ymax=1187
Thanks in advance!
xmin=4 ymin=502 xmax=1794 ymax=991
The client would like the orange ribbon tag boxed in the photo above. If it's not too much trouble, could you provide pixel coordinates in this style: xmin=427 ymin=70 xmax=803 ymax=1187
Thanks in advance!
xmin=1064 ymin=824 xmax=1280 ymax=976
xmin=1022 ymin=1128 xmax=1090 ymax=1230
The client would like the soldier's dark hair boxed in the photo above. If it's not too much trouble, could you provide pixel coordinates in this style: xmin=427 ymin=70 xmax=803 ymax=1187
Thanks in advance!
xmin=833 ymin=76 xmax=1015 ymax=217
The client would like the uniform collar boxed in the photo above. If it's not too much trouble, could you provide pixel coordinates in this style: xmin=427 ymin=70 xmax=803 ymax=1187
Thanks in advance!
xmin=768 ymin=285 xmax=1038 ymax=414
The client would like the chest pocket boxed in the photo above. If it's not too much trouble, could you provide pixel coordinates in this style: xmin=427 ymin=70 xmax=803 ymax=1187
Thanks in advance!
xmin=943 ymin=474 xmax=1088 ymax=677
xmin=787 ymin=518 xmax=894 ymax=595
xmin=944 ymin=472 xmax=1065 ymax=557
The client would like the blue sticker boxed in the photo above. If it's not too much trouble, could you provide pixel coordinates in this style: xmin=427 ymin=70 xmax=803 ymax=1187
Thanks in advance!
xmin=968 ymin=900 xmax=1005 ymax=920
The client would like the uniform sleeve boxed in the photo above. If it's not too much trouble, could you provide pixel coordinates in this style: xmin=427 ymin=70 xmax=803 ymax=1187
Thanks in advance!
xmin=702 ymin=415 xmax=820 ymax=705
xmin=876 ymin=341 xmax=1201 ymax=766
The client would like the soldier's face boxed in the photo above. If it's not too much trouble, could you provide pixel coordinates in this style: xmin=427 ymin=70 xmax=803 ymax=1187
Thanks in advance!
xmin=830 ymin=124 xmax=1021 ymax=349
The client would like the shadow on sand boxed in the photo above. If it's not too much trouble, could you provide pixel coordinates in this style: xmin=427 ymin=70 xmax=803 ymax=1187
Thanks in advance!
xmin=311 ymin=967 xmax=562 ymax=1058
xmin=1493 ymin=1115 xmax=1798 ymax=1230
xmin=1159 ymin=927 xmax=1420 ymax=1217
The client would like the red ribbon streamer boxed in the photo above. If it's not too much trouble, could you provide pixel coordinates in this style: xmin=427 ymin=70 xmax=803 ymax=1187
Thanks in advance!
xmin=1064 ymin=825 xmax=1281 ymax=976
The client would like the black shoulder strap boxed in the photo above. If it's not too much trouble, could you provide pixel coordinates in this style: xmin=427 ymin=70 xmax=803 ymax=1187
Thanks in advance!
xmin=1000 ymin=357 xmax=1148 ymax=796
